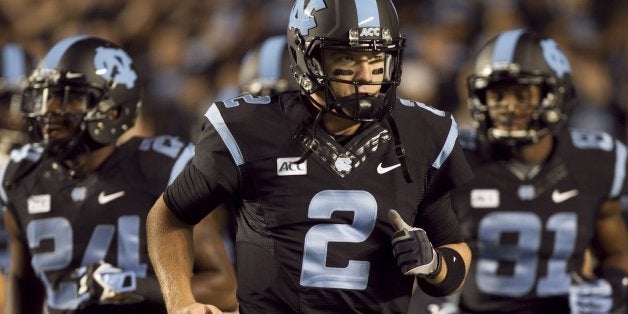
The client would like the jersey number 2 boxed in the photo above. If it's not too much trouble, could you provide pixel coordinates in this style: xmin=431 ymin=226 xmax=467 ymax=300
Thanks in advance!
xmin=300 ymin=190 xmax=377 ymax=290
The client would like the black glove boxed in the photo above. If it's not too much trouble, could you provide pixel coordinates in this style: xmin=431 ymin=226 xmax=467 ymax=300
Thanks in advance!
xmin=73 ymin=261 xmax=144 ymax=308
xmin=389 ymin=209 xmax=441 ymax=278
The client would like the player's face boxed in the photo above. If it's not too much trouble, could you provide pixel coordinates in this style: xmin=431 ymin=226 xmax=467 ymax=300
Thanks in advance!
xmin=323 ymin=50 xmax=385 ymax=98
xmin=36 ymin=88 xmax=88 ymax=142
xmin=486 ymin=84 xmax=541 ymax=132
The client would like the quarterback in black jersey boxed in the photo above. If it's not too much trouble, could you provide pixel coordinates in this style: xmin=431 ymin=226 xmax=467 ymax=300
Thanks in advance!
xmin=148 ymin=1 xmax=474 ymax=313
xmin=451 ymin=29 xmax=628 ymax=313
xmin=0 ymin=35 xmax=237 ymax=314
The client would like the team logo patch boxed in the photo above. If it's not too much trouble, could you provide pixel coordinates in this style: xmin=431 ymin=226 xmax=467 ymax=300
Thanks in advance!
xmin=334 ymin=157 xmax=352 ymax=172
xmin=277 ymin=157 xmax=307 ymax=176
xmin=28 ymin=194 xmax=51 ymax=214
xmin=71 ymin=187 xmax=87 ymax=202
xmin=518 ymin=184 xmax=535 ymax=201
xmin=94 ymin=47 xmax=137 ymax=89
xmin=470 ymin=189 xmax=499 ymax=208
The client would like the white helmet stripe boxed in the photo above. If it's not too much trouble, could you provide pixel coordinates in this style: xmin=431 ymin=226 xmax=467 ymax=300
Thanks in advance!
xmin=355 ymin=0 xmax=381 ymax=27
xmin=492 ymin=29 xmax=525 ymax=65
xmin=258 ymin=36 xmax=286 ymax=80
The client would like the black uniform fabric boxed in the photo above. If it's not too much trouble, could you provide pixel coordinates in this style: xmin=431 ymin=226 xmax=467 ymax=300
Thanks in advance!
xmin=453 ymin=128 xmax=628 ymax=313
xmin=0 ymin=135 xmax=194 ymax=313
xmin=164 ymin=91 xmax=474 ymax=313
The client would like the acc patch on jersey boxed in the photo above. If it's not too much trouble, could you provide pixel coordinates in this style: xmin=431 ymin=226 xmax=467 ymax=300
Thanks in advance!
xmin=470 ymin=189 xmax=499 ymax=208
xmin=27 ymin=194 xmax=51 ymax=214
xmin=277 ymin=157 xmax=307 ymax=176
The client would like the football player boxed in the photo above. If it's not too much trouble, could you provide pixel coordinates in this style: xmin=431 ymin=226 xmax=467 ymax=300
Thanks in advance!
xmin=147 ymin=1 xmax=474 ymax=313
xmin=452 ymin=29 xmax=628 ymax=313
xmin=0 ymin=41 xmax=35 ymax=314
xmin=0 ymin=35 xmax=237 ymax=314
xmin=0 ymin=43 xmax=34 ymax=165
xmin=239 ymin=35 xmax=300 ymax=97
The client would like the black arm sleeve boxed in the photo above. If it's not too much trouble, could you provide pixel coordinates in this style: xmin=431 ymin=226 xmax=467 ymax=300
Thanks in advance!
xmin=164 ymin=162 xmax=234 ymax=225
xmin=415 ymin=191 xmax=464 ymax=247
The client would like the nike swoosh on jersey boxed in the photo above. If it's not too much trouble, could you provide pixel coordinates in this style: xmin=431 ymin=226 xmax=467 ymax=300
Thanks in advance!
xmin=377 ymin=162 xmax=401 ymax=174
xmin=98 ymin=191 xmax=126 ymax=205
xmin=551 ymin=189 xmax=578 ymax=203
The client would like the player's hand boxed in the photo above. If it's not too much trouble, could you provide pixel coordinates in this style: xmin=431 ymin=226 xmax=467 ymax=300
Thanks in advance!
xmin=388 ymin=209 xmax=440 ymax=278
xmin=569 ymin=272 xmax=614 ymax=314
xmin=174 ymin=303 xmax=224 ymax=314
xmin=73 ymin=261 xmax=143 ymax=308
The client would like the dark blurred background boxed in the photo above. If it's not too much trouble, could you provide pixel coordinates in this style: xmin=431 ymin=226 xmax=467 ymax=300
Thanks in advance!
xmin=1 ymin=0 xmax=626 ymax=142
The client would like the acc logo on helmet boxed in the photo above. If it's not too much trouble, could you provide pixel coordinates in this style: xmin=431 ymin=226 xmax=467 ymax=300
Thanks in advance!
xmin=360 ymin=28 xmax=381 ymax=37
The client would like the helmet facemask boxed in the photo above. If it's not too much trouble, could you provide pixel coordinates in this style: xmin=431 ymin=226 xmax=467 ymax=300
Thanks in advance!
xmin=469 ymin=72 xmax=566 ymax=147
xmin=21 ymin=68 xmax=108 ymax=162
xmin=296 ymin=33 xmax=404 ymax=123
xmin=467 ymin=29 xmax=575 ymax=148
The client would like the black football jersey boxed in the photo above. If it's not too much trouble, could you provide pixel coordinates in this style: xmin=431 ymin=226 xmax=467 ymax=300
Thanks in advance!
xmin=453 ymin=128 xmax=627 ymax=313
xmin=0 ymin=136 xmax=194 ymax=313
xmin=164 ymin=92 xmax=474 ymax=314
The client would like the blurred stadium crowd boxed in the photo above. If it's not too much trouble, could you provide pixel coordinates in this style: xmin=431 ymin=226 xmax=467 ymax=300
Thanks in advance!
xmin=1 ymin=0 xmax=626 ymax=142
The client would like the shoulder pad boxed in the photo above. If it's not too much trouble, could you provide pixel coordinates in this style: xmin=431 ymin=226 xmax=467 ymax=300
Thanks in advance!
xmin=1 ymin=144 xmax=44 ymax=205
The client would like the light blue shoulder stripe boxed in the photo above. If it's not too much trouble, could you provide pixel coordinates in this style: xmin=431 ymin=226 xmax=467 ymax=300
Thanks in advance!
xmin=168 ymin=143 xmax=195 ymax=185
xmin=432 ymin=116 xmax=458 ymax=169
xmin=610 ymin=140 xmax=627 ymax=198
xmin=204 ymin=104 xmax=244 ymax=166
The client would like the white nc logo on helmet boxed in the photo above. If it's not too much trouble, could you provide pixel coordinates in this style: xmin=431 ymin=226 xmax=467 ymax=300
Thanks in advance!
xmin=289 ymin=0 xmax=327 ymax=36
xmin=540 ymin=39 xmax=571 ymax=78
xmin=93 ymin=47 xmax=137 ymax=89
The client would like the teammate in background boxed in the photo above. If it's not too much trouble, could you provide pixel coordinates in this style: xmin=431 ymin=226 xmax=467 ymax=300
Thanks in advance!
xmin=0 ymin=44 xmax=35 ymax=165
xmin=0 ymin=42 xmax=35 ymax=314
xmin=147 ymin=0 xmax=474 ymax=313
xmin=452 ymin=29 xmax=628 ymax=313
xmin=0 ymin=35 xmax=237 ymax=314
xmin=239 ymin=35 xmax=300 ymax=97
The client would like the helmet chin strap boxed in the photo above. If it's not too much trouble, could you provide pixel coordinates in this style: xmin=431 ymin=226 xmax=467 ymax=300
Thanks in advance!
xmin=333 ymin=94 xmax=386 ymax=121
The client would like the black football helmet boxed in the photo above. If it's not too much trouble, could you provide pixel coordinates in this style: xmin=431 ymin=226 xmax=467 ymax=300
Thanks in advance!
xmin=287 ymin=0 xmax=406 ymax=122
xmin=467 ymin=29 xmax=575 ymax=146
xmin=21 ymin=35 xmax=140 ymax=159
xmin=239 ymin=35 xmax=299 ymax=96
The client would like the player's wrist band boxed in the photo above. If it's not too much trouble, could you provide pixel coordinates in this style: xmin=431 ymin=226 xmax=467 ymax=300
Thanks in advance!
xmin=424 ymin=249 xmax=442 ymax=279
xmin=417 ymin=247 xmax=466 ymax=297
xmin=596 ymin=266 xmax=627 ymax=311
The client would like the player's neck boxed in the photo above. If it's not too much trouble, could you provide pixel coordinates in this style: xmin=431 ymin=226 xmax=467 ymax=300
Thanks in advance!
xmin=307 ymin=95 xmax=362 ymax=136
xmin=66 ymin=143 xmax=116 ymax=175
xmin=514 ymin=133 xmax=553 ymax=164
